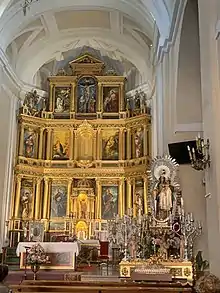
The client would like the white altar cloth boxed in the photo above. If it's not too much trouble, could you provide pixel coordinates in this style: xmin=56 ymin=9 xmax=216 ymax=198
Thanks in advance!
xmin=16 ymin=242 xmax=79 ymax=257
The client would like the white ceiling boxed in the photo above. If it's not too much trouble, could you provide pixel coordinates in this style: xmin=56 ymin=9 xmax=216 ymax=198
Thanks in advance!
xmin=0 ymin=0 xmax=176 ymax=87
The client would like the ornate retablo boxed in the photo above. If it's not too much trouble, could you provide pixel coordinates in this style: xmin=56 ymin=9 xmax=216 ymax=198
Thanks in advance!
xmin=10 ymin=53 xmax=151 ymax=246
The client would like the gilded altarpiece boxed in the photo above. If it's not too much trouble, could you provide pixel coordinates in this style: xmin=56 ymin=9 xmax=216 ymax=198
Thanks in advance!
xmin=9 ymin=54 xmax=151 ymax=246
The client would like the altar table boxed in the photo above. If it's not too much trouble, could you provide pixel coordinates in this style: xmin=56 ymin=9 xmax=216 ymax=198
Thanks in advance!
xmin=17 ymin=242 xmax=79 ymax=270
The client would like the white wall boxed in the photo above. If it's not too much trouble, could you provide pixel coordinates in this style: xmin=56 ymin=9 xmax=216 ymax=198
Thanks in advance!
xmin=0 ymin=55 xmax=19 ymax=249
xmin=154 ymin=0 xmax=208 ymax=263
xmin=179 ymin=165 xmax=208 ymax=259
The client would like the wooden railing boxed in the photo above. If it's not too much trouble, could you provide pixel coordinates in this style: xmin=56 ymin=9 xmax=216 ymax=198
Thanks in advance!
xmin=10 ymin=280 xmax=194 ymax=293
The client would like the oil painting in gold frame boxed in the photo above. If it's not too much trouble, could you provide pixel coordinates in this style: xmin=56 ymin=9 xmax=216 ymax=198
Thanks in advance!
xmin=102 ymin=130 xmax=119 ymax=160
xmin=52 ymin=130 xmax=70 ymax=160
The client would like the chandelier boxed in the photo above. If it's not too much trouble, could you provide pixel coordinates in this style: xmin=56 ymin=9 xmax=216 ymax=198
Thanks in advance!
xmin=22 ymin=0 xmax=39 ymax=16
xmin=187 ymin=134 xmax=210 ymax=171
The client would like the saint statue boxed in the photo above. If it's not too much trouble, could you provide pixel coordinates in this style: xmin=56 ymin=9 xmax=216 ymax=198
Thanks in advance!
xmin=24 ymin=133 xmax=35 ymax=158
xmin=21 ymin=191 xmax=30 ymax=218
xmin=153 ymin=171 xmax=174 ymax=220
xmin=129 ymin=235 xmax=137 ymax=259
xmin=134 ymin=128 xmax=143 ymax=158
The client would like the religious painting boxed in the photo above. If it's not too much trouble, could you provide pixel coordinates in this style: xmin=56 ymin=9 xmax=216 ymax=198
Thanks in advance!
xmin=101 ymin=185 xmax=118 ymax=220
xmin=133 ymin=127 xmax=144 ymax=158
xmin=29 ymin=222 xmax=44 ymax=242
xmin=23 ymin=128 xmax=37 ymax=158
xmin=50 ymin=183 xmax=67 ymax=218
xmin=54 ymin=87 xmax=71 ymax=113
xmin=20 ymin=179 xmax=33 ymax=219
xmin=102 ymin=130 xmax=119 ymax=160
xmin=49 ymin=222 xmax=65 ymax=231
xmin=77 ymin=76 xmax=96 ymax=113
xmin=52 ymin=130 xmax=70 ymax=160
xmin=103 ymin=87 xmax=119 ymax=113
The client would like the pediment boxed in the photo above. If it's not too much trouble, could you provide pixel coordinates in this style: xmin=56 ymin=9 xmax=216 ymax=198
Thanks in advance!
xmin=69 ymin=53 xmax=104 ymax=76
xmin=69 ymin=54 xmax=104 ymax=65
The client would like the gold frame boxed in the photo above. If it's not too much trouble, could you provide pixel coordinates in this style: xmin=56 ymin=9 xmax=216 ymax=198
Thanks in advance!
xmin=101 ymin=85 xmax=121 ymax=115
xmin=74 ymin=75 xmax=98 ymax=115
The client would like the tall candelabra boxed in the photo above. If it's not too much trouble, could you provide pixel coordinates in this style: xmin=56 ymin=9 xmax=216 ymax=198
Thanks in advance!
xmin=68 ymin=212 xmax=76 ymax=236
xmin=108 ymin=205 xmax=151 ymax=261
xmin=187 ymin=134 xmax=210 ymax=171
xmin=180 ymin=212 xmax=202 ymax=261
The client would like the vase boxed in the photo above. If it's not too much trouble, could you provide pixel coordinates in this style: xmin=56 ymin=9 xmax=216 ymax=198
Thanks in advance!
xmin=31 ymin=264 xmax=40 ymax=280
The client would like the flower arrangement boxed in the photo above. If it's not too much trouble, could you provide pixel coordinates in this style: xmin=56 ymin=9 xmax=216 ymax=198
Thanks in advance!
xmin=27 ymin=243 xmax=48 ymax=265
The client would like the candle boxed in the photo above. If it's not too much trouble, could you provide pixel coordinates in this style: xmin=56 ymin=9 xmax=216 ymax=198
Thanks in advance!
xmin=187 ymin=146 xmax=193 ymax=160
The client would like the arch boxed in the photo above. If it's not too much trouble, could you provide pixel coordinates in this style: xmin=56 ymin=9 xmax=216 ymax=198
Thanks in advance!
xmin=0 ymin=0 xmax=154 ymax=50
xmin=16 ymin=28 xmax=152 ymax=85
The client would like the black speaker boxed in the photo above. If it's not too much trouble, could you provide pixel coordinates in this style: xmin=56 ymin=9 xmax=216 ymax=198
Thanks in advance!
xmin=168 ymin=140 xmax=196 ymax=164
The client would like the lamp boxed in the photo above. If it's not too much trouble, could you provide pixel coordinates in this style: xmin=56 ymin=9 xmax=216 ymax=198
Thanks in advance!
xmin=187 ymin=134 xmax=210 ymax=170
xmin=22 ymin=0 xmax=39 ymax=16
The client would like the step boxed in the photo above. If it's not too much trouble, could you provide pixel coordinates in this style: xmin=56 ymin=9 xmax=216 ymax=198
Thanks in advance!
xmin=81 ymin=274 xmax=120 ymax=283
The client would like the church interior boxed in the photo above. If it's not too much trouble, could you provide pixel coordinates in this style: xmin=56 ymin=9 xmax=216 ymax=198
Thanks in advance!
xmin=0 ymin=0 xmax=219 ymax=292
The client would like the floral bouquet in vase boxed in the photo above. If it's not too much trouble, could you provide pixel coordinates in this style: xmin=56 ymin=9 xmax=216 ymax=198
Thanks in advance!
xmin=27 ymin=243 xmax=48 ymax=280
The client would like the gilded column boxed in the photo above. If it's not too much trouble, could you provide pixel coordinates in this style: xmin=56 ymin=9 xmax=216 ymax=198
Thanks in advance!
xmin=91 ymin=196 xmax=95 ymax=219
xmin=97 ymin=128 xmax=101 ymax=160
xmin=98 ymin=82 xmax=102 ymax=112
xmin=132 ymin=179 xmax=137 ymax=217
xmin=126 ymin=178 xmax=132 ymax=210
xmin=126 ymin=128 xmax=131 ymax=160
xmin=119 ymin=82 xmax=124 ymax=111
xmin=93 ymin=130 xmax=97 ymax=159
xmin=119 ymin=179 xmax=124 ymax=217
xmin=69 ymin=129 xmax=74 ymax=160
xmin=148 ymin=126 xmax=152 ymax=156
xmin=46 ymin=128 xmax=52 ymax=160
xmin=73 ymin=197 xmax=77 ymax=215
xmin=74 ymin=130 xmax=78 ymax=160
xmin=31 ymin=179 xmax=36 ymax=219
xmin=71 ymin=83 xmax=76 ymax=112
xmin=67 ymin=179 xmax=72 ymax=216
xmin=38 ymin=128 xmax=44 ymax=159
xmin=43 ymin=178 xmax=49 ymax=219
xmin=19 ymin=125 xmax=25 ymax=156
xmin=121 ymin=178 xmax=125 ymax=214
xmin=143 ymin=176 xmax=148 ymax=214
xmin=119 ymin=129 xmax=124 ymax=160
xmin=96 ymin=180 xmax=101 ymax=219
xmin=14 ymin=175 xmax=22 ymax=218
xmin=35 ymin=177 xmax=42 ymax=219
xmin=143 ymin=124 xmax=148 ymax=156
xmin=49 ymin=84 xmax=54 ymax=112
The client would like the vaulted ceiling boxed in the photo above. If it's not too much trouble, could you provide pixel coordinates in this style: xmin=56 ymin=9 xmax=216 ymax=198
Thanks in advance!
xmin=0 ymin=0 xmax=176 ymax=88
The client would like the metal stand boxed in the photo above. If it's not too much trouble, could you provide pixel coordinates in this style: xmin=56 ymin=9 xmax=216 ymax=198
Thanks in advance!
xmin=23 ymin=246 xmax=30 ymax=280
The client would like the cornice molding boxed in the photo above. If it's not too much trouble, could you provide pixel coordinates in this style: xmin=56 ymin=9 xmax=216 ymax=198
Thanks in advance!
xmin=0 ymin=48 xmax=47 ymax=99
xmin=151 ymin=0 xmax=187 ymax=65
xmin=174 ymin=123 xmax=203 ymax=133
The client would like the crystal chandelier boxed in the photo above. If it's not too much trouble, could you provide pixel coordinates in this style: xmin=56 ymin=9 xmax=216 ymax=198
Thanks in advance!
xmin=22 ymin=0 xmax=39 ymax=16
